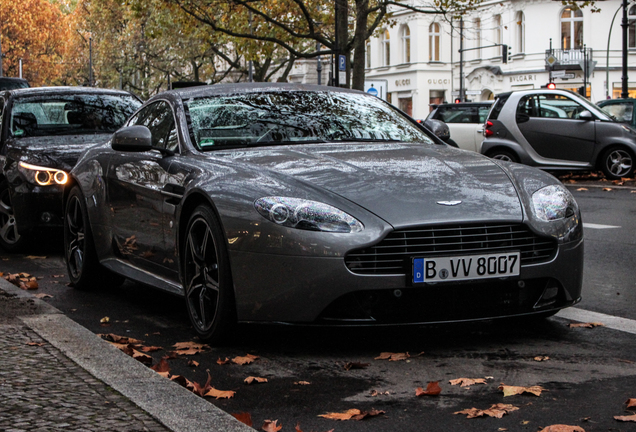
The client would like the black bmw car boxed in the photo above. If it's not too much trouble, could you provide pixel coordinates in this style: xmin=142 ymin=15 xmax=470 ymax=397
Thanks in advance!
xmin=0 ymin=86 xmax=141 ymax=251
xmin=64 ymin=83 xmax=583 ymax=342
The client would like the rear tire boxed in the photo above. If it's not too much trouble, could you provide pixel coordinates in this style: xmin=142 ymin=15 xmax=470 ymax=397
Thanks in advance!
xmin=183 ymin=205 xmax=236 ymax=342
xmin=600 ymin=147 xmax=634 ymax=180
xmin=64 ymin=186 xmax=125 ymax=290
xmin=0 ymin=180 xmax=28 ymax=252
xmin=487 ymin=149 xmax=519 ymax=163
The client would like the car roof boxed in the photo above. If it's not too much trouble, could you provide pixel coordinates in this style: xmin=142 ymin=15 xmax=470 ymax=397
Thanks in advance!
xmin=598 ymin=98 xmax=636 ymax=104
xmin=2 ymin=86 xmax=137 ymax=98
xmin=431 ymin=101 xmax=493 ymax=109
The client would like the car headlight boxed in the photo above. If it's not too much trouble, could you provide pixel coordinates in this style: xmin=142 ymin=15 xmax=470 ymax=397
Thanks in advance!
xmin=254 ymin=197 xmax=364 ymax=233
xmin=18 ymin=162 xmax=68 ymax=186
xmin=532 ymin=185 xmax=576 ymax=221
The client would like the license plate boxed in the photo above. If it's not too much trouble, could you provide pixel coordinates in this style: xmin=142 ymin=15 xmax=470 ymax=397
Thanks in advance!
xmin=413 ymin=252 xmax=520 ymax=283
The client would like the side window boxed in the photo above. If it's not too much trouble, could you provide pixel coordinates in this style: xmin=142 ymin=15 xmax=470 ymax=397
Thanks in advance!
xmin=478 ymin=106 xmax=490 ymax=123
xmin=439 ymin=107 xmax=478 ymax=123
xmin=602 ymin=103 xmax=633 ymax=123
xmin=129 ymin=101 xmax=179 ymax=152
xmin=517 ymin=95 xmax=539 ymax=117
xmin=537 ymin=95 xmax=584 ymax=119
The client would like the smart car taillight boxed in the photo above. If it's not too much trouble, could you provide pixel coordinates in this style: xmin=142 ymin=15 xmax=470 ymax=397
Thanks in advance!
xmin=484 ymin=120 xmax=494 ymax=137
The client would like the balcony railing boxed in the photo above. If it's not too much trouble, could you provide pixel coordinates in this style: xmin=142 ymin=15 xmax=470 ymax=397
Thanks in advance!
xmin=545 ymin=48 xmax=593 ymax=70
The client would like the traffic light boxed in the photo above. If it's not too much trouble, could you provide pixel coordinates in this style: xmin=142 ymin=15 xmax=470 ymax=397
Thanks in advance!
xmin=502 ymin=45 xmax=508 ymax=64
xmin=454 ymin=98 xmax=461 ymax=103
xmin=541 ymin=83 xmax=557 ymax=89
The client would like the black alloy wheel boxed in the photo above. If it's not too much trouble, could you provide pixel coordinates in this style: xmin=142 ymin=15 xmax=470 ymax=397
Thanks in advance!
xmin=601 ymin=147 xmax=634 ymax=180
xmin=487 ymin=150 xmax=519 ymax=163
xmin=0 ymin=180 xmax=25 ymax=252
xmin=183 ymin=205 xmax=235 ymax=342
xmin=64 ymin=186 xmax=124 ymax=289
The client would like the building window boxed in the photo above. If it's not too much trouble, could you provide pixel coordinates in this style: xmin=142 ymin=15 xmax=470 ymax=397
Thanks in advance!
xmin=399 ymin=97 xmax=413 ymax=117
xmin=516 ymin=11 xmax=525 ymax=53
xmin=474 ymin=18 xmax=481 ymax=59
xmin=401 ymin=25 xmax=411 ymax=63
xmin=382 ymin=29 xmax=391 ymax=66
xmin=629 ymin=5 xmax=636 ymax=49
xmin=429 ymin=23 xmax=440 ymax=61
xmin=494 ymin=15 xmax=502 ymax=56
xmin=366 ymin=40 xmax=371 ymax=68
xmin=561 ymin=7 xmax=583 ymax=50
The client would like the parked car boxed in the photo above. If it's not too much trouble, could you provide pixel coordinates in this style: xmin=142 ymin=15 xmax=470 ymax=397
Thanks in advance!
xmin=597 ymin=98 xmax=636 ymax=129
xmin=0 ymin=86 xmax=141 ymax=251
xmin=425 ymin=102 xmax=493 ymax=152
xmin=0 ymin=77 xmax=29 ymax=91
xmin=481 ymin=89 xmax=636 ymax=180
xmin=64 ymin=83 xmax=583 ymax=341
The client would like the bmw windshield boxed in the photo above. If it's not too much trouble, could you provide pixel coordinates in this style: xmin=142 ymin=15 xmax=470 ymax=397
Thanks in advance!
xmin=185 ymin=91 xmax=436 ymax=150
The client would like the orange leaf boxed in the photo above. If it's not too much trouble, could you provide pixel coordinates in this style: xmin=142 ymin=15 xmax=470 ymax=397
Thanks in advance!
xmin=375 ymin=352 xmax=409 ymax=361
xmin=217 ymin=357 xmax=230 ymax=365
xmin=416 ymin=381 xmax=441 ymax=396
xmin=34 ymin=293 xmax=53 ymax=299
xmin=190 ymin=373 xmax=213 ymax=397
xmin=244 ymin=376 xmax=268 ymax=384
xmin=26 ymin=342 xmax=45 ymax=346
xmin=294 ymin=381 xmax=311 ymax=385
xmin=232 ymin=412 xmax=253 ymax=426
xmin=262 ymin=420 xmax=282 ymax=431
xmin=187 ymin=360 xmax=199 ymax=367
xmin=204 ymin=387 xmax=236 ymax=399
xmin=499 ymin=384 xmax=546 ymax=397
xmin=615 ymin=414 xmax=636 ymax=422
xmin=568 ymin=322 xmax=605 ymax=328
xmin=172 ymin=341 xmax=209 ymax=352
xmin=454 ymin=403 xmax=519 ymax=419
xmin=627 ymin=398 xmax=636 ymax=408
xmin=449 ymin=377 xmax=488 ymax=387
xmin=99 ymin=334 xmax=144 ymax=345
xmin=232 ymin=354 xmax=259 ymax=365
xmin=540 ymin=425 xmax=587 ymax=431
xmin=319 ymin=409 xmax=385 ymax=421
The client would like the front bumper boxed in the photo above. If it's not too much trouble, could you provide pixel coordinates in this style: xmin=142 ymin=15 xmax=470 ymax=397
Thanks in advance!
xmin=230 ymin=237 xmax=584 ymax=324
xmin=12 ymin=183 xmax=65 ymax=232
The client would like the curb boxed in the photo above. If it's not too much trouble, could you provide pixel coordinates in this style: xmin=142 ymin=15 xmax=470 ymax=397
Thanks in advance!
xmin=0 ymin=278 xmax=253 ymax=432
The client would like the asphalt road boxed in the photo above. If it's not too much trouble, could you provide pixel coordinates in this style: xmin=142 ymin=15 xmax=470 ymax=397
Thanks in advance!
xmin=2 ymin=184 xmax=636 ymax=431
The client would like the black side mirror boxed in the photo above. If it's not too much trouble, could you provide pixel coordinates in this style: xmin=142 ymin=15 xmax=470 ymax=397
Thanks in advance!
xmin=579 ymin=110 xmax=594 ymax=121
xmin=112 ymin=125 xmax=153 ymax=152
xmin=423 ymin=118 xmax=451 ymax=142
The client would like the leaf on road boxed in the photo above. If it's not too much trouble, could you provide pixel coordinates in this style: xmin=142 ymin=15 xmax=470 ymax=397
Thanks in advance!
xmin=576 ymin=188 xmax=588 ymax=191
xmin=540 ymin=425 xmax=587 ymax=431
xmin=294 ymin=424 xmax=334 ymax=432
xmin=602 ymin=188 xmax=613 ymax=191
xmin=19 ymin=278 xmax=38 ymax=290
xmin=416 ymin=381 xmax=441 ymax=396
xmin=172 ymin=341 xmax=209 ymax=355
xmin=534 ymin=356 xmax=550 ymax=362
xmin=34 ymin=293 xmax=53 ymax=299
xmin=232 ymin=353 xmax=259 ymax=365
xmin=449 ymin=377 xmax=489 ymax=387
xmin=100 ymin=316 xmax=110 ymax=324
xmin=217 ymin=357 xmax=230 ymax=365
xmin=204 ymin=387 xmax=236 ymax=399
xmin=25 ymin=255 xmax=46 ymax=259
xmin=244 ymin=376 xmax=268 ymax=384
xmin=375 ymin=352 xmax=409 ymax=361
xmin=130 ymin=348 xmax=153 ymax=365
xmin=99 ymin=334 xmax=144 ymax=344
xmin=294 ymin=381 xmax=311 ymax=385
xmin=26 ymin=342 xmax=45 ymax=346
xmin=568 ymin=322 xmax=605 ymax=328
xmin=626 ymin=398 xmax=636 ymax=408
xmin=344 ymin=362 xmax=370 ymax=370
xmin=139 ymin=345 xmax=162 ymax=352
xmin=499 ymin=384 xmax=547 ymax=397
xmin=615 ymin=414 xmax=636 ymax=422
xmin=150 ymin=358 xmax=171 ymax=378
xmin=231 ymin=412 xmax=253 ymax=427
xmin=187 ymin=360 xmax=199 ymax=367
xmin=190 ymin=373 xmax=213 ymax=397
xmin=319 ymin=409 xmax=385 ymax=421
xmin=262 ymin=420 xmax=282 ymax=432
xmin=454 ymin=403 xmax=519 ymax=419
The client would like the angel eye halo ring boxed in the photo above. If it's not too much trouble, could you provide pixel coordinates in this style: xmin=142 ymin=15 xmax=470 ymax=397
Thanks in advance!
xmin=18 ymin=162 xmax=68 ymax=186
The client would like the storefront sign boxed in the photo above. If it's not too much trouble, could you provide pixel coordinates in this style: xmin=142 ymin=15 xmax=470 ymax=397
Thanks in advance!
xmin=428 ymin=79 xmax=450 ymax=85
xmin=395 ymin=79 xmax=411 ymax=87
xmin=509 ymin=74 xmax=537 ymax=83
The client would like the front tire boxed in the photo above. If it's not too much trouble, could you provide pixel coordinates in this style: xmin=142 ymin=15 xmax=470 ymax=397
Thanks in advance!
xmin=487 ymin=149 xmax=519 ymax=163
xmin=183 ymin=205 xmax=235 ymax=342
xmin=600 ymin=147 xmax=634 ymax=180
xmin=0 ymin=180 xmax=28 ymax=252
xmin=64 ymin=186 xmax=124 ymax=290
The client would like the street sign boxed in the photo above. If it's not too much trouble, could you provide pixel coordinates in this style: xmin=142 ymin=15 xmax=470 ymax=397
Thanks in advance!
xmin=546 ymin=54 xmax=557 ymax=66
xmin=367 ymin=87 xmax=379 ymax=97
xmin=338 ymin=55 xmax=346 ymax=71
xmin=364 ymin=80 xmax=388 ymax=100
xmin=551 ymin=70 xmax=566 ymax=78
xmin=465 ymin=90 xmax=481 ymax=95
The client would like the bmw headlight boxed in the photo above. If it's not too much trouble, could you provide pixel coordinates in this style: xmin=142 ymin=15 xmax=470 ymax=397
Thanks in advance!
xmin=254 ymin=197 xmax=364 ymax=233
xmin=18 ymin=162 xmax=68 ymax=186
xmin=532 ymin=185 xmax=576 ymax=221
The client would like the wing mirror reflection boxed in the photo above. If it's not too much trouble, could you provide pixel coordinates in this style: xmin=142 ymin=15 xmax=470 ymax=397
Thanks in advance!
xmin=579 ymin=110 xmax=594 ymax=121
xmin=112 ymin=125 xmax=153 ymax=152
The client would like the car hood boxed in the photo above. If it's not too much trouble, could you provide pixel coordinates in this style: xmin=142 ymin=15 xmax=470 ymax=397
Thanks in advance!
xmin=7 ymin=134 xmax=112 ymax=171
xmin=216 ymin=142 xmax=524 ymax=227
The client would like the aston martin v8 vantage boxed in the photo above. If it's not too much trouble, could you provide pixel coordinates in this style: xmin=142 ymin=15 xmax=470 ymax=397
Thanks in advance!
xmin=64 ymin=83 xmax=584 ymax=341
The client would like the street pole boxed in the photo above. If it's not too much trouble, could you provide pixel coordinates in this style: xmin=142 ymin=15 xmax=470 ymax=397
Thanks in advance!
xmin=316 ymin=41 xmax=322 ymax=85
xmin=19 ymin=59 xmax=23 ymax=78
xmin=334 ymin=0 xmax=340 ymax=87
xmin=248 ymin=11 xmax=253 ymax=83
xmin=89 ymin=36 xmax=94 ymax=87
xmin=621 ymin=0 xmax=629 ymax=98
xmin=459 ymin=16 xmax=464 ymax=102
xmin=583 ymin=44 xmax=588 ymax=98
xmin=606 ymin=4 xmax=622 ymax=99
xmin=0 ymin=33 xmax=3 ymax=77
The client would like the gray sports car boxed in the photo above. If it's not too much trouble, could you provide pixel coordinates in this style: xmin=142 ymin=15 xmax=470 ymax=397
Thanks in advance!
xmin=64 ymin=83 xmax=584 ymax=341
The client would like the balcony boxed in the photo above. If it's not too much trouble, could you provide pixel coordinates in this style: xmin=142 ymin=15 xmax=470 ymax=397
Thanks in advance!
xmin=545 ymin=48 xmax=593 ymax=71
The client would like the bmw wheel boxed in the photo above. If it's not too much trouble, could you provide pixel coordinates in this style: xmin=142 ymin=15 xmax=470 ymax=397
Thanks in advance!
xmin=64 ymin=186 xmax=124 ymax=289
xmin=183 ymin=205 xmax=235 ymax=342
xmin=0 ymin=180 xmax=27 ymax=252
xmin=601 ymin=147 xmax=634 ymax=180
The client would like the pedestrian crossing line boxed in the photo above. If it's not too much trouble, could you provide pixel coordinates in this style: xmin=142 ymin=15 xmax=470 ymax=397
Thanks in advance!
xmin=557 ymin=307 xmax=636 ymax=335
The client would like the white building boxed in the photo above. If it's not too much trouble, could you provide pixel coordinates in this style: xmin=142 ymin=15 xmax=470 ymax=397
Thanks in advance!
xmin=364 ymin=0 xmax=636 ymax=119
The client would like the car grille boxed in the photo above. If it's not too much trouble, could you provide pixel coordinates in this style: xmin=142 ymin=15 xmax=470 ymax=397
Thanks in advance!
xmin=345 ymin=223 xmax=557 ymax=275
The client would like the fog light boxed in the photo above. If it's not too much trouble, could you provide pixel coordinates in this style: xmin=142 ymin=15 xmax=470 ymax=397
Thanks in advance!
xmin=542 ymin=286 xmax=559 ymax=301
xmin=393 ymin=289 xmax=402 ymax=298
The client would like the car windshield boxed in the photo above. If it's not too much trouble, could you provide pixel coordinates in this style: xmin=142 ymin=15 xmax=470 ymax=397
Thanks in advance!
xmin=10 ymin=93 xmax=141 ymax=139
xmin=185 ymin=91 xmax=435 ymax=150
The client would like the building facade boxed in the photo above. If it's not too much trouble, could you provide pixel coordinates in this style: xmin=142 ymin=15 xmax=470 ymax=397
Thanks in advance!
xmin=363 ymin=0 xmax=636 ymax=119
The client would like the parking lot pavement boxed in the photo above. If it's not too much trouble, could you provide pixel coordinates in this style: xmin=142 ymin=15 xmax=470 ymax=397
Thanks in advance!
xmin=0 ymin=279 xmax=251 ymax=432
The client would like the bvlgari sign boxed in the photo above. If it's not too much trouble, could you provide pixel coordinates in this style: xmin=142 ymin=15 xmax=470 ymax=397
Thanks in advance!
xmin=509 ymin=74 xmax=538 ymax=83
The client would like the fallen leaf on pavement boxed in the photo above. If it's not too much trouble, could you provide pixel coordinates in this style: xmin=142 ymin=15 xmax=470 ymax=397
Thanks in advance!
xmin=100 ymin=316 xmax=110 ymax=324
xmin=19 ymin=278 xmax=38 ymax=290
xmin=244 ymin=376 xmax=268 ymax=384
xmin=204 ymin=387 xmax=236 ymax=399
xmin=25 ymin=255 xmax=46 ymax=259
xmin=294 ymin=381 xmax=311 ymax=385
xmin=139 ymin=345 xmax=162 ymax=352
xmin=344 ymin=362 xmax=370 ymax=370
xmin=34 ymin=293 xmax=53 ymax=299
xmin=99 ymin=334 xmax=144 ymax=344
xmin=626 ymin=398 xmax=636 ymax=408
xmin=217 ymin=357 xmax=230 ymax=365
xmin=449 ymin=377 xmax=489 ymax=387
xmin=576 ymin=188 xmax=588 ymax=191
xmin=603 ymin=188 xmax=613 ymax=191
xmin=375 ymin=352 xmax=409 ymax=361
xmin=534 ymin=356 xmax=550 ymax=362
xmin=172 ymin=341 xmax=209 ymax=355
xmin=262 ymin=420 xmax=282 ymax=432
xmin=150 ymin=358 xmax=171 ymax=378
xmin=187 ymin=360 xmax=199 ymax=367
xmin=319 ymin=409 xmax=385 ymax=421
xmin=454 ymin=403 xmax=519 ymax=419
xmin=190 ymin=373 xmax=213 ymax=397
xmin=416 ymin=381 xmax=441 ymax=396
xmin=568 ymin=322 xmax=605 ymax=328
xmin=231 ymin=412 xmax=253 ymax=427
xmin=52 ymin=274 xmax=65 ymax=278
xmin=615 ymin=414 xmax=636 ymax=422
xmin=26 ymin=342 xmax=45 ymax=346
xmin=499 ymin=384 xmax=546 ymax=397
xmin=540 ymin=425 xmax=586 ymax=431
xmin=294 ymin=424 xmax=334 ymax=432
xmin=233 ymin=354 xmax=259 ymax=365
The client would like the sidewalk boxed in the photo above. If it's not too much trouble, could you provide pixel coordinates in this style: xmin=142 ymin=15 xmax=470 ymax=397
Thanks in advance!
xmin=0 ymin=279 xmax=252 ymax=432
